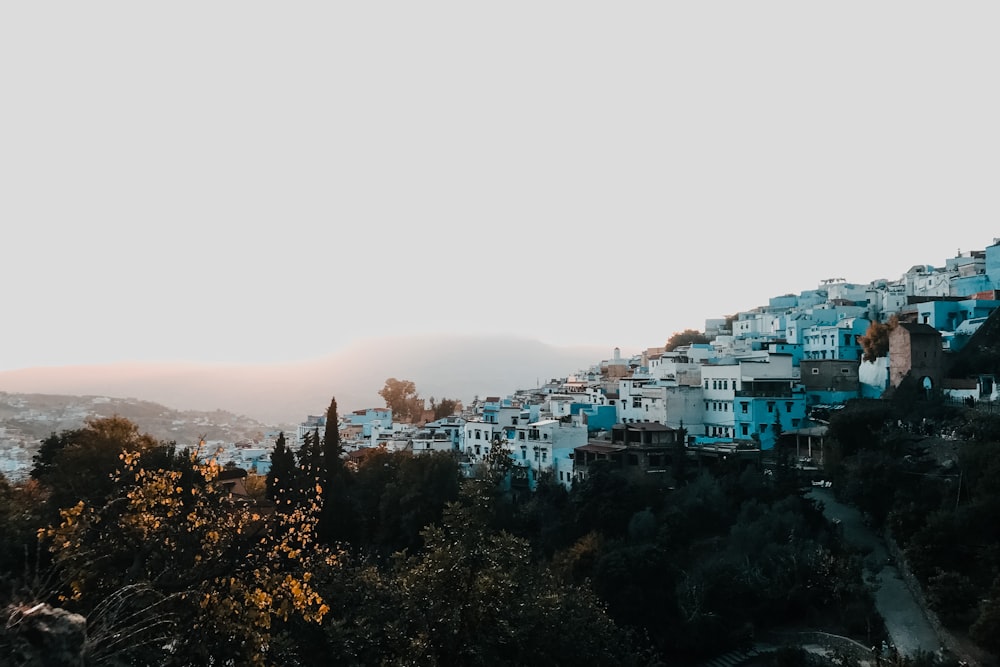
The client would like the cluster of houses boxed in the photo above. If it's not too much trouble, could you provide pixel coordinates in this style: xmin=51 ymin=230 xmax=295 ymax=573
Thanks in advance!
xmin=262 ymin=241 xmax=1000 ymax=492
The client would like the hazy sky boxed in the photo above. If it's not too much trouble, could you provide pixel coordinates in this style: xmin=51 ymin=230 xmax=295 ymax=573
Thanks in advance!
xmin=2 ymin=2 xmax=998 ymax=372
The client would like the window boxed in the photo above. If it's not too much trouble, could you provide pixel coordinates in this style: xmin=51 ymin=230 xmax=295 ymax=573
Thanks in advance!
xmin=741 ymin=402 xmax=749 ymax=414
xmin=518 ymin=431 xmax=525 ymax=440
xmin=767 ymin=402 xmax=775 ymax=413
xmin=760 ymin=424 xmax=768 ymax=433
xmin=633 ymin=398 xmax=642 ymax=408
xmin=475 ymin=430 xmax=481 ymax=440
xmin=785 ymin=402 xmax=793 ymax=413
xmin=792 ymin=419 xmax=801 ymax=428
xmin=541 ymin=451 xmax=547 ymax=462
xmin=741 ymin=424 xmax=749 ymax=435
xmin=811 ymin=368 xmax=820 ymax=375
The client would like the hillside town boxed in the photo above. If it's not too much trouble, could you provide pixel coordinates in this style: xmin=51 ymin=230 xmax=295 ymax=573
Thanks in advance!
xmin=268 ymin=240 xmax=1000 ymax=493
xmin=6 ymin=242 xmax=998 ymax=491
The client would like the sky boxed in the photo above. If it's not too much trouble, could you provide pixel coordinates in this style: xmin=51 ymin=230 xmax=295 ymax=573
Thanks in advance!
xmin=2 ymin=2 xmax=998 ymax=372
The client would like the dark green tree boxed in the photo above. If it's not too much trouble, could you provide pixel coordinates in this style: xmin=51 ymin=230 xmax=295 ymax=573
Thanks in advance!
xmin=319 ymin=396 xmax=356 ymax=545
xmin=266 ymin=432 xmax=297 ymax=506
xmin=665 ymin=329 xmax=709 ymax=351
xmin=30 ymin=416 xmax=170 ymax=515
xmin=387 ymin=482 xmax=649 ymax=666
xmin=429 ymin=397 xmax=462 ymax=421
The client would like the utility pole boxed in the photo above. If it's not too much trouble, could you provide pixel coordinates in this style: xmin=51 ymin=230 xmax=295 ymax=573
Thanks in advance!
xmin=955 ymin=469 xmax=963 ymax=511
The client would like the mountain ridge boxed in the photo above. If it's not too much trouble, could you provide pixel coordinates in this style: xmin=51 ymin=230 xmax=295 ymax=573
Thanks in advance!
xmin=0 ymin=335 xmax=618 ymax=424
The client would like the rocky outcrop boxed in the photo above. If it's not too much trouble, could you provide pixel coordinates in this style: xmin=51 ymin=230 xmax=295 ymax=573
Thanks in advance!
xmin=2 ymin=602 xmax=87 ymax=667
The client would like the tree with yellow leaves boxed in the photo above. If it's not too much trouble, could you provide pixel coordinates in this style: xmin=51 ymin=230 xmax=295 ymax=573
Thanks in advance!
xmin=37 ymin=419 xmax=339 ymax=666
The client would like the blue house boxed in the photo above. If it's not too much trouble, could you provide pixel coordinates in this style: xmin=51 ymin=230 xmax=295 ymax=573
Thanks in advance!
xmin=986 ymin=242 xmax=1000 ymax=286
xmin=907 ymin=298 xmax=1000 ymax=332
xmin=732 ymin=376 xmax=807 ymax=450
xmin=346 ymin=408 xmax=393 ymax=437
xmin=571 ymin=403 xmax=617 ymax=433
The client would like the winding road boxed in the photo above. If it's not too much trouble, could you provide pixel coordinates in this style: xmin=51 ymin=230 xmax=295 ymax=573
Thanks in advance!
xmin=806 ymin=487 xmax=940 ymax=659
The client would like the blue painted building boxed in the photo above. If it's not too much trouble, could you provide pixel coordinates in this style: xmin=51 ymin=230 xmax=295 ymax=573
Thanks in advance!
xmin=571 ymin=403 xmax=617 ymax=433
xmin=769 ymin=294 xmax=799 ymax=310
xmin=767 ymin=341 xmax=804 ymax=366
xmin=733 ymin=378 xmax=807 ymax=450
xmin=986 ymin=242 xmax=1000 ymax=286
xmin=802 ymin=317 xmax=869 ymax=361
xmin=908 ymin=298 xmax=1000 ymax=332
xmin=346 ymin=408 xmax=393 ymax=437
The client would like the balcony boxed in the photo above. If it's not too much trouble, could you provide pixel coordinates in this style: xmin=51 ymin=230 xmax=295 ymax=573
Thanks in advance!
xmin=734 ymin=388 xmax=793 ymax=398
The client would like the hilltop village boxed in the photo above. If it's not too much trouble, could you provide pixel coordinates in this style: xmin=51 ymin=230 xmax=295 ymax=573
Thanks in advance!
xmin=259 ymin=240 xmax=1000 ymax=492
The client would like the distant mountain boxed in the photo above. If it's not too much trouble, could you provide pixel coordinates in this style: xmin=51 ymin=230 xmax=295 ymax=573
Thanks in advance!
xmin=0 ymin=335 xmax=614 ymax=425
xmin=0 ymin=392 xmax=273 ymax=445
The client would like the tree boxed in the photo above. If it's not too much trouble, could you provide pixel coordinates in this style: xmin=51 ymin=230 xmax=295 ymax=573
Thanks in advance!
xmin=319 ymin=396 xmax=356 ymax=545
xmin=378 ymin=378 xmax=420 ymax=422
xmin=665 ymin=329 xmax=709 ymax=351
xmin=297 ymin=429 xmax=323 ymax=480
xmin=31 ymin=416 xmax=171 ymax=515
xmin=266 ymin=432 xmax=297 ymax=505
xmin=429 ymin=397 xmax=462 ymax=421
xmin=0 ymin=474 xmax=48 ymax=591
xmin=321 ymin=397 xmax=343 ymax=479
xmin=859 ymin=315 xmax=898 ymax=362
xmin=386 ymin=482 xmax=649 ymax=666
xmin=38 ymin=448 xmax=337 ymax=666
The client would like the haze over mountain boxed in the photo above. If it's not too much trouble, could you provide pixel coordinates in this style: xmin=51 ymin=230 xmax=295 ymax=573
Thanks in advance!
xmin=0 ymin=335 xmax=617 ymax=425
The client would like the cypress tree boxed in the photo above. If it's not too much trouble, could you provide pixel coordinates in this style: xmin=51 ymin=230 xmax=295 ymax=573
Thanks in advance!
xmin=266 ymin=432 xmax=297 ymax=506
xmin=319 ymin=396 xmax=355 ymax=544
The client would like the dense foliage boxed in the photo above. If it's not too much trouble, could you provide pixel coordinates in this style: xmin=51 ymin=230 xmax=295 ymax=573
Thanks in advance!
xmin=824 ymin=386 xmax=1000 ymax=655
